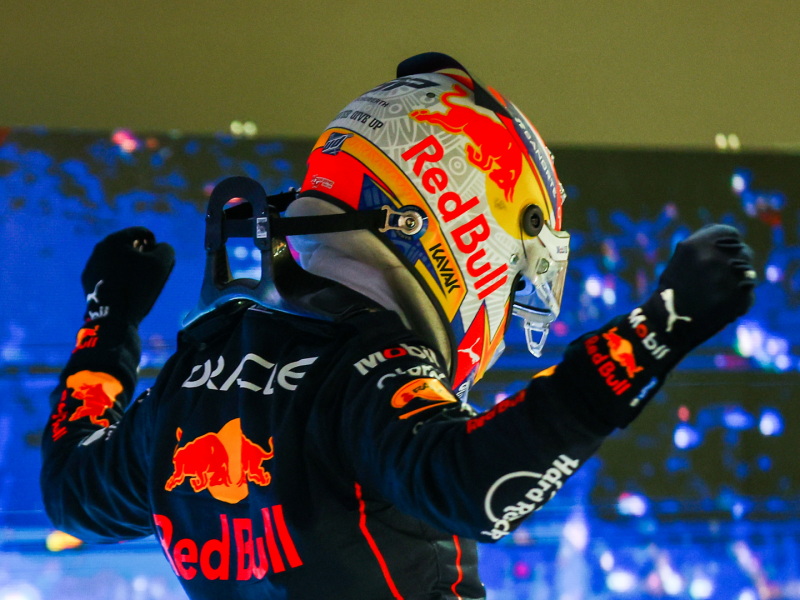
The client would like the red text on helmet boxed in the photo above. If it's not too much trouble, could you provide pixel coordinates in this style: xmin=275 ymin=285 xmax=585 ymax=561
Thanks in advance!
xmin=402 ymin=136 xmax=508 ymax=300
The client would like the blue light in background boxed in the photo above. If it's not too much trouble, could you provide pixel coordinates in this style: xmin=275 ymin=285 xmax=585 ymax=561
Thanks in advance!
xmin=765 ymin=264 xmax=782 ymax=283
xmin=617 ymin=492 xmax=648 ymax=517
xmin=759 ymin=409 xmax=784 ymax=436
xmin=674 ymin=424 xmax=701 ymax=449
xmin=599 ymin=550 xmax=614 ymax=571
xmin=689 ymin=574 xmax=714 ymax=599
xmin=723 ymin=408 xmax=755 ymax=430
xmin=731 ymin=171 xmax=748 ymax=194
xmin=666 ymin=457 xmax=690 ymax=472
xmin=758 ymin=455 xmax=772 ymax=471
xmin=606 ymin=570 xmax=637 ymax=593
xmin=585 ymin=275 xmax=602 ymax=297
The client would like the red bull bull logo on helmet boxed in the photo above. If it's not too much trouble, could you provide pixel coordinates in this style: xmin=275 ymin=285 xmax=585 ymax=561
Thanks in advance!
xmin=165 ymin=418 xmax=274 ymax=504
xmin=410 ymin=84 xmax=521 ymax=203
xmin=66 ymin=370 xmax=123 ymax=428
xmin=408 ymin=83 xmax=554 ymax=240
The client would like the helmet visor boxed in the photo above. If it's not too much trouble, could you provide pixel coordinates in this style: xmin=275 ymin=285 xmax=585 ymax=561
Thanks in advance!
xmin=511 ymin=224 xmax=569 ymax=356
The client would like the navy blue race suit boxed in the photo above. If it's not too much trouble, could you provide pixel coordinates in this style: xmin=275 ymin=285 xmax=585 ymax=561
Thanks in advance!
xmin=42 ymin=296 xmax=683 ymax=600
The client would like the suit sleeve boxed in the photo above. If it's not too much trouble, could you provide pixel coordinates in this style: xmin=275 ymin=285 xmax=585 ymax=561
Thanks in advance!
xmin=40 ymin=318 xmax=154 ymax=542
xmin=339 ymin=312 xmax=676 ymax=542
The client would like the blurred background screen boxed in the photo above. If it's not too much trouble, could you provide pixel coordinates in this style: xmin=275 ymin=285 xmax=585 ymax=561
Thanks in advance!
xmin=1 ymin=127 xmax=799 ymax=598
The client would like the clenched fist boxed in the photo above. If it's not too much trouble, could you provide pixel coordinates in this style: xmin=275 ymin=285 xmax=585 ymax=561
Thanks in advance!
xmin=641 ymin=224 xmax=756 ymax=355
xmin=81 ymin=227 xmax=175 ymax=327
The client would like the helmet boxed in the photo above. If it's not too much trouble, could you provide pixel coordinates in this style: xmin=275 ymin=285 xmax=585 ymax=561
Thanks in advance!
xmin=291 ymin=52 xmax=569 ymax=398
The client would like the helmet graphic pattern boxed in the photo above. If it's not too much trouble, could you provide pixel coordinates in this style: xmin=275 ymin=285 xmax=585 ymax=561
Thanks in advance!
xmin=301 ymin=59 xmax=568 ymax=396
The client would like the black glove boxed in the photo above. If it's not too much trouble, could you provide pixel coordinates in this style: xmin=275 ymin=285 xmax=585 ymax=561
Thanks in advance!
xmin=81 ymin=227 xmax=175 ymax=327
xmin=554 ymin=224 xmax=756 ymax=431
xmin=639 ymin=223 xmax=756 ymax=359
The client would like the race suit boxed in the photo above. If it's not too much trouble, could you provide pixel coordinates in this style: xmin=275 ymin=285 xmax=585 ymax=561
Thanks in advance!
xmin=41 ymin=298 xmax=675 ymax=600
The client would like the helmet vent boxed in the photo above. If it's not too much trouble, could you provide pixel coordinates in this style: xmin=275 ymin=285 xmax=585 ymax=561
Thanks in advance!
xmin=521 ymin=204 xmax=544 ymax=237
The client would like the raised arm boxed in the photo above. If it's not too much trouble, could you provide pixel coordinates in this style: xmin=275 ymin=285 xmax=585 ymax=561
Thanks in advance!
xmin=340 ymin=225 xmax=756 ymax=541
xmin=40 ymin=227 xmax=174 ymax=541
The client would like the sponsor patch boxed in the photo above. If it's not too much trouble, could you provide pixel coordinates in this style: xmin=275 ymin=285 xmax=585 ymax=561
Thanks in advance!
xmin=481 ymin=455 xmax=580 ymax=540
xmin=51 ymin=390 xmax=69 ymax=441
xmin=661 ymin=288 xmax=692 ymax=332
xmin=154 ymin=506 xmax=301 ymax=581
xmin=310 ymin=175 xmax=334 ymax=190
xmin=585 ymin=333 xmax=634 ymax=396
xmin=321 ymin=132 xmax=352 ymax=155
xmin=602 ymin=327 xmax=643 ymax=379
xmin=353 ymin=343 xmax=439 ymax=376
xmin=165 ymin=418 xmax=273 ymax=505
xmin=73 ymin=325 xmax=100 ymax=353
xmin=182 ymin=354 xmax=317 ymax=394
xmin=391 ymin=378 xmax=457 ymax=420
xmin=627 ymin=308 xmax=670 ymax=360
xmin=377 ymin=364 xmax=446 ymax=390
xmin=466 ymin=390 xmax=525 ymax=433
xmin=631 ymin=376 xmax=659 ymax=408
xmin=429 ymin=242 xmax=462 ymax=294
xmin=401 ymin=134 xmax=508 ymax=301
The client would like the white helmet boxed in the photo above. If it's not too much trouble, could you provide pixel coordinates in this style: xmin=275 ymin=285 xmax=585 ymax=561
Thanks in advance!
xmin=291 ymin=53 xmax=569 ymax=398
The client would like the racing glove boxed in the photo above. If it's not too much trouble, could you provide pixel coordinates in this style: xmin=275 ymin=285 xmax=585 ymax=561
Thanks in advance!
xmin=639 ymin=223 xmax=756 ymax=355
xmin=553 ymin=224 xmax=756 ymax=430
xmin=81 ymin=227 xmax=176 ymax=327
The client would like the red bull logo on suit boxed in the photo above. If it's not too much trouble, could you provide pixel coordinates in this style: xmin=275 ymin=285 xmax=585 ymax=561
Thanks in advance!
xmin=584 ymin=330 xmax=642 ymax=397
xmin=66 ymin=370 xmax=123 ymax=428
xmin=154 ymin=506 xmax=302 ymax=582
xmin=165 ymin=418 xmax=274 ymax=504
xmin=51 ymin=390 xmax=69 ymax=441
xmin=602 ymin=327 xmax=644 ymax=379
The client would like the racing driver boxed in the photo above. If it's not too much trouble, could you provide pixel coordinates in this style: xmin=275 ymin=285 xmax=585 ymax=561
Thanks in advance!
xmin=41 ymin=53 xmax=757 ymax=599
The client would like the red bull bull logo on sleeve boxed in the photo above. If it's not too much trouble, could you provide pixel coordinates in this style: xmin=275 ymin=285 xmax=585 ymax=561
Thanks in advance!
xmin=602 ymin=327 xmax=644 ymax=379
xmin=165 ymin=418 xmax=274 ymax=504
xmin=584 ymin=328 xmax=645 ymax=396
xmin=66 ymin=370 xmax=123 ymax=428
